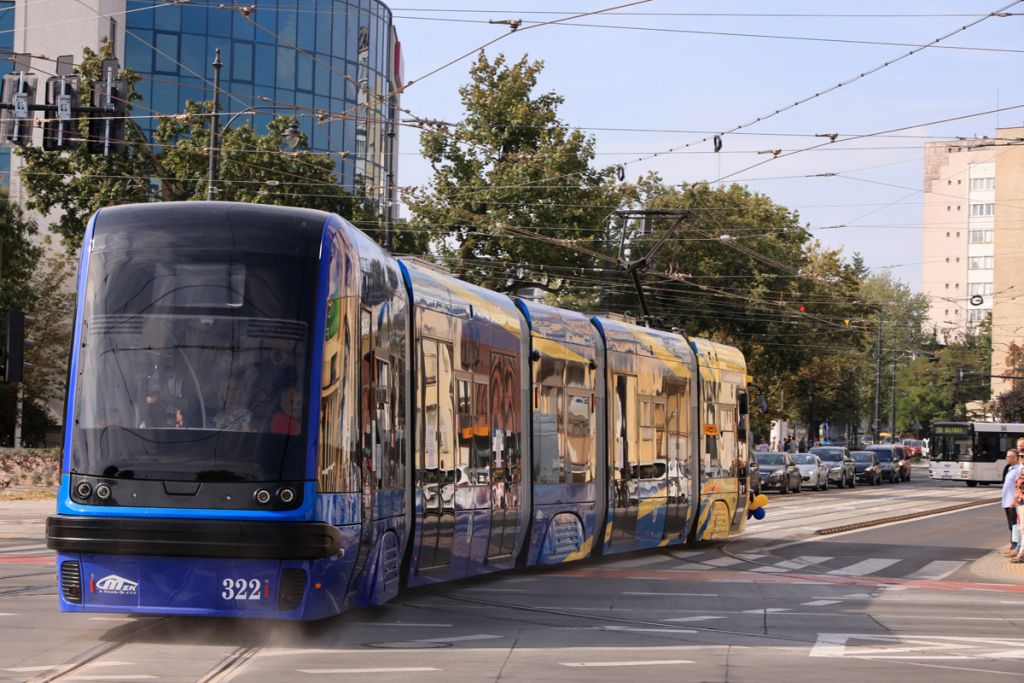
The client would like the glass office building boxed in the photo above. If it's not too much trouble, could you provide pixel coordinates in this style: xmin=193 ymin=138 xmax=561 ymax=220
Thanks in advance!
xmin=123 ymin=0 xmax=401 ymax=207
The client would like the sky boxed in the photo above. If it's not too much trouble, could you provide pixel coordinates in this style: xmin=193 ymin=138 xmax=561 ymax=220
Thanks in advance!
xmin=387 ymin=0 xmax=1024 ymax=292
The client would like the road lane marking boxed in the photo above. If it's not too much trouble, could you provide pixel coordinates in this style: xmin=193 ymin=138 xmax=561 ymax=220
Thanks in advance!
xmin=597 ymin=626 xmax=696 ymax=634
xmin=904 ymin=561 xmax=965 ymax=581
xmin=622 ymin=592 xmax=718 ymax=597
xmin=412 ymin=634 xmax=502 ymax=643
xmin=561 ymin=660 xmax=693 ymax=667
xmin=802 ymin=600 xmax=842 ymax=606
xmin=606 ymin=555 xmax=673 ymax=569
xmin=299 ymin=668 xmax=441 ymax=674
xmin=0 ymin=544 xmax=47 ymax=553
xmin=458 ymin=588 xmax=526 ymax=593
xmin=751 ymin=555 xmax=832 ymax=573
xmin=827 ymin=559 xmax=900 ymax=576
xmin=742 ymin=608 xmax=791 ymax=613
xmin=62 ymin=677 xmax=156 ymax=681
xmin=662 ymin=616 xmax=727 ymax=622
xmin=348 ymin=622 xmax=453 ymax=627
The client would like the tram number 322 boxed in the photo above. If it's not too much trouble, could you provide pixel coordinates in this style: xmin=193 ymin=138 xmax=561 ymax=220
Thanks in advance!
xmin=221 ymin=578 xmax=264 ymax=600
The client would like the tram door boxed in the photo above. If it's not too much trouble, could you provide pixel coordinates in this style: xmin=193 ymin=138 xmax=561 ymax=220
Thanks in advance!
xmin=349 ymin=307 xmax=376 ymax=590
xmin=609 ymin=373 xmax=638 ymax=546
xmin=416 ymin=338 xmax=457 ymax=572
xmin=487 ymin=352 xmax=520 ymax=562
xmin=662 ymin=383 xmax=690 ymax=539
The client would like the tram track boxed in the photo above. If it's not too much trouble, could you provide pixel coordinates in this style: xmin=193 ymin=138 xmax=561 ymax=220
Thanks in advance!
xmin=23 ymin=627 xmax=265 ymax=683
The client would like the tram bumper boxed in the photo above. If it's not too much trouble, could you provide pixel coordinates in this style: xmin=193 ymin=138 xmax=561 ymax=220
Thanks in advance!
xmin=48 ymin=517 xmax=359 ymax=620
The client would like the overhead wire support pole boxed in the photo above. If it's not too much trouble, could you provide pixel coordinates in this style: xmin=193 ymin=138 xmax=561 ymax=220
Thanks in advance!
xmin=873 ymin=316 xmax=882 ymax=442
xmin=206 ymin=48 xmax=222 ymax=201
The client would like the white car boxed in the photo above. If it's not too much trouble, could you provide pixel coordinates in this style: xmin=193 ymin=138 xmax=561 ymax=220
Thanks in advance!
xmin=791 ymin=453 xmax=829 ymax=490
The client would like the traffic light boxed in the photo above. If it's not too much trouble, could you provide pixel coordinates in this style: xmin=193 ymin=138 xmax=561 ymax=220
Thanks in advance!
xmin=87 ymin=59 xmax=127 ymax=155
xmin=2 ymin=309 xmax=33 ymax=384
xmin=43 ymin=55 xmax=81 ymax=151
xmin=0 ymin=54 xmax=38 ymax=147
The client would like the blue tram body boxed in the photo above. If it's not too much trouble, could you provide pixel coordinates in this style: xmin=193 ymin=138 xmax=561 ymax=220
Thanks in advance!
xmin=47 ymin=202 xmax=753 ymax=620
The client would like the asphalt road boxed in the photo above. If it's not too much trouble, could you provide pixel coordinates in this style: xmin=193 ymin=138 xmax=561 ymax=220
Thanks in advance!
xmin=1 ymin=465 xmax=1022 ymax=682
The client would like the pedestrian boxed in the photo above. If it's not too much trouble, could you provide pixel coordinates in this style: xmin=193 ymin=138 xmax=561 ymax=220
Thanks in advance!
xmin=1001 ymin=449 xmax=1020 ymax=556
xmin=756 ymin=438 xmax=769 ymax=452
xmin=798 ymin=436 xmax=807 ymax=452
xmin=1011 ymin=440 xmax=1024 ymax=563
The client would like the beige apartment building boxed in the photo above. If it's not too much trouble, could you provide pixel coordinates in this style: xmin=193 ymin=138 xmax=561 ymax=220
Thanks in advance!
xmin=923 ymin=128 xmax=1024 ymax=399
xmin=921 ymin=138 xmax=997 ymax=340
xmin=991 ymin=126 xmax=1024 ymax=398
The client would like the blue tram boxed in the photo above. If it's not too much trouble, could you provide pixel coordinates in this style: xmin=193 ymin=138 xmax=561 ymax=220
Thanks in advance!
xmin=46 ymin=203 xmax=753 ymax=619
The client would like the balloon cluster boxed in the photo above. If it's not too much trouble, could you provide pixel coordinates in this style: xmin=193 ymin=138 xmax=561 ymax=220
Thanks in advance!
xmin=747 ymin=493 xmax=769 ymax=520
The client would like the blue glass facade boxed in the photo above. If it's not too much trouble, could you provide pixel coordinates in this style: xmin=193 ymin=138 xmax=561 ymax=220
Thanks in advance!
xmin=0 ymin=1 xmax=14 ymax=185
xmin=124 ymin=0 xmax=398 ymax=202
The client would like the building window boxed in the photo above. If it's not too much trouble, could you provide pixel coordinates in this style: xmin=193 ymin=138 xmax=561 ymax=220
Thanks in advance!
xmin=970 ymin=177 xmax=995 ymax=191
xmin=969 ymin=282 xmax=994 ymax=296
xmin=969 ymin=229 xmax=993 ymax=244
xmin=968 ymin=309 xmax=987 ymax=323
xmin=945 ymin=283 xmax=950 ymax=289
xmin=970 ymin=203 xmax=995 ymax=217
xmin=968 ymin=256 xmax=993 ymax=270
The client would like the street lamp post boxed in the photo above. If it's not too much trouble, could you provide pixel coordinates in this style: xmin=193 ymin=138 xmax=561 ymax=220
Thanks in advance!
xmin=206 ymin=46 xmax=305 ymax=201
xmin=206 ymin=49 xmax=222 ymax=201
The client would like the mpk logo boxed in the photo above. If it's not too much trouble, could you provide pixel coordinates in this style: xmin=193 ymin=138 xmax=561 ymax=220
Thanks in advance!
xmin=95 ymin=574 xmax=138 ymax=595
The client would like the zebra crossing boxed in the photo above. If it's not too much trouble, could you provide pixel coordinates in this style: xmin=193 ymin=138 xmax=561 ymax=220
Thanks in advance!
xmin=601 ymin=549 xmax=970 ymax=582
xmin=0 ymin=543 xmax=51 ymax=557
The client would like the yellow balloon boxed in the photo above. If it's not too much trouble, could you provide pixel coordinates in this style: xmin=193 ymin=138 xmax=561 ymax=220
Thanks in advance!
xmin=753 ymin=494 xmax=769 ymax=509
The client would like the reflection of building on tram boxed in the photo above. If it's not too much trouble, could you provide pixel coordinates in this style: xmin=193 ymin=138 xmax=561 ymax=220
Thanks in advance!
xmin=47 ymin=203 xmax=752 ymax=623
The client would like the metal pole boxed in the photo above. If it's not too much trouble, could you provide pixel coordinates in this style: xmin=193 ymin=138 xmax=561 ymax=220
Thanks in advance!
xmin=890 ymin=346 xmax=898 ymax=438
xmin=206 ymin=48 xmax=222 ymax=201
xmin=873 ymin=317 xmax=882 ymax=442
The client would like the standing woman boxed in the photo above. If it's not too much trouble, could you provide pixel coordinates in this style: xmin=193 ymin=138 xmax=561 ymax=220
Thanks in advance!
xmin=1011 ymin=453 xmax=1024 ymax=563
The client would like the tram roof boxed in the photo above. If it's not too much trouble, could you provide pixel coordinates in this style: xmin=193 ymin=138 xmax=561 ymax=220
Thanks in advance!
xmin=91 ymin=202 xmax=331 ymax=257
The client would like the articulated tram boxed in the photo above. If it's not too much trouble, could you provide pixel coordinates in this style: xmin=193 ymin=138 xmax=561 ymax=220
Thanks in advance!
xmin=46 ymin=203 xmax=753 ymax=620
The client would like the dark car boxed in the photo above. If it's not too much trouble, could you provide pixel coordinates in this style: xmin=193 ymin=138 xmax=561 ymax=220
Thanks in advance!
xmin=754 ymin=452 xmax=802 ymax=494
xmin=850 ymin=450 xmax=882 ymax=485
xmin=866 ymin=445 xmax=910 ymax=482
xmin=810 ymin=446 xmax=857 ymax=488
xmin=747 ymin=456 xmax=762 ymax=496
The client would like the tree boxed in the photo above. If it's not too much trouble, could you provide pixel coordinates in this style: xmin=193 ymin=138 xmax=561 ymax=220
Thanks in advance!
xmin=406 ymin=52 xmax=623 ymax=292
xmin=0 ymin=189 xmax=46 ymax=446
xmin=17 ymin=42 xmax=357 ymax=250
xmin=601 ymin=176 xmax=870 ymax=439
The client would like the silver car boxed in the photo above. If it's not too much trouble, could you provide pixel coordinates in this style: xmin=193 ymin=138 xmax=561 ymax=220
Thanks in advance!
xmin=792 ymin=453 xmax=829 ymax=490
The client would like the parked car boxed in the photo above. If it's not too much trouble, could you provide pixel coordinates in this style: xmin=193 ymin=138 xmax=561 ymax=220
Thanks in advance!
xmin=746 ymin=456 xmax=762 ymax=497
xmin=792 ymin=453 xmax=829 ymax=490
xmin=754 ymin=452 xmax=802 ymax=494
xmin=810 ymin=446 xmax=857 ymax=488
xmin=850 ymin=450 xmax=882 ymax=485
xmin=866 ymin=445 xmax=909 ymax=483
xmin=902 ymin=439 xmax=924 ymax=460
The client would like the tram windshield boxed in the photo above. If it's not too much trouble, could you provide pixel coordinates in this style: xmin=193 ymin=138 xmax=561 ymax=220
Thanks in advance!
xmin=71 ymin=249 xmax=317 ymax=483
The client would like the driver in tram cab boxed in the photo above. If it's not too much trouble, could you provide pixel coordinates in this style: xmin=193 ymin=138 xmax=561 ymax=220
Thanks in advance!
xmin=211 ymin=376 xmax=254 ymax=431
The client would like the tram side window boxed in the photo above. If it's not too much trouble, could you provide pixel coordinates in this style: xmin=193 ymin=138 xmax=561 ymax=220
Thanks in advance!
xmin=457 ymin=378 xmax=472 ymax=472
xmin=319 ymin=300 xmax=357 ymax=493
xmin=535 ymin=385 xmax=564 ymax=484
xmin=421 ymin=340 xmax=439 ymax=473
xmin=566 ymin=391 xmax=593 ymax=483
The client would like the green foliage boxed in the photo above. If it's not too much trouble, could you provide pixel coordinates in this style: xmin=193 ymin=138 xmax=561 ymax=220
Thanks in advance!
xmin=407 ymin=52 xmax=624 ymax=291
xmin=16 ymin=42 xmax=355 ymax=250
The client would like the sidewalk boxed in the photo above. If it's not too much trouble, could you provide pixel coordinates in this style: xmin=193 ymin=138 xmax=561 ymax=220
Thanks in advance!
xmin=0 ymin=498 xmax=53 ymax=541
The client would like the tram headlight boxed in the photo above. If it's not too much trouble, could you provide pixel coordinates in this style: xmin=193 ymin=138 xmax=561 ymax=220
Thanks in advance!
xmin=276 ymin=486 xmax=297 ymax=504
xmin=75 ymin=481 xmax=93 ymax=500
xmin=254 ymin=488 xmax=272 ymax=505
xmin=94 ymin=483 xmax=111 ymax=501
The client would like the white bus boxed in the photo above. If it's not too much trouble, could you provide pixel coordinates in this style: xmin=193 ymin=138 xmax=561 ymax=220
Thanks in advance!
xmin=929 ymin=421 xmax=1024 ymax=486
